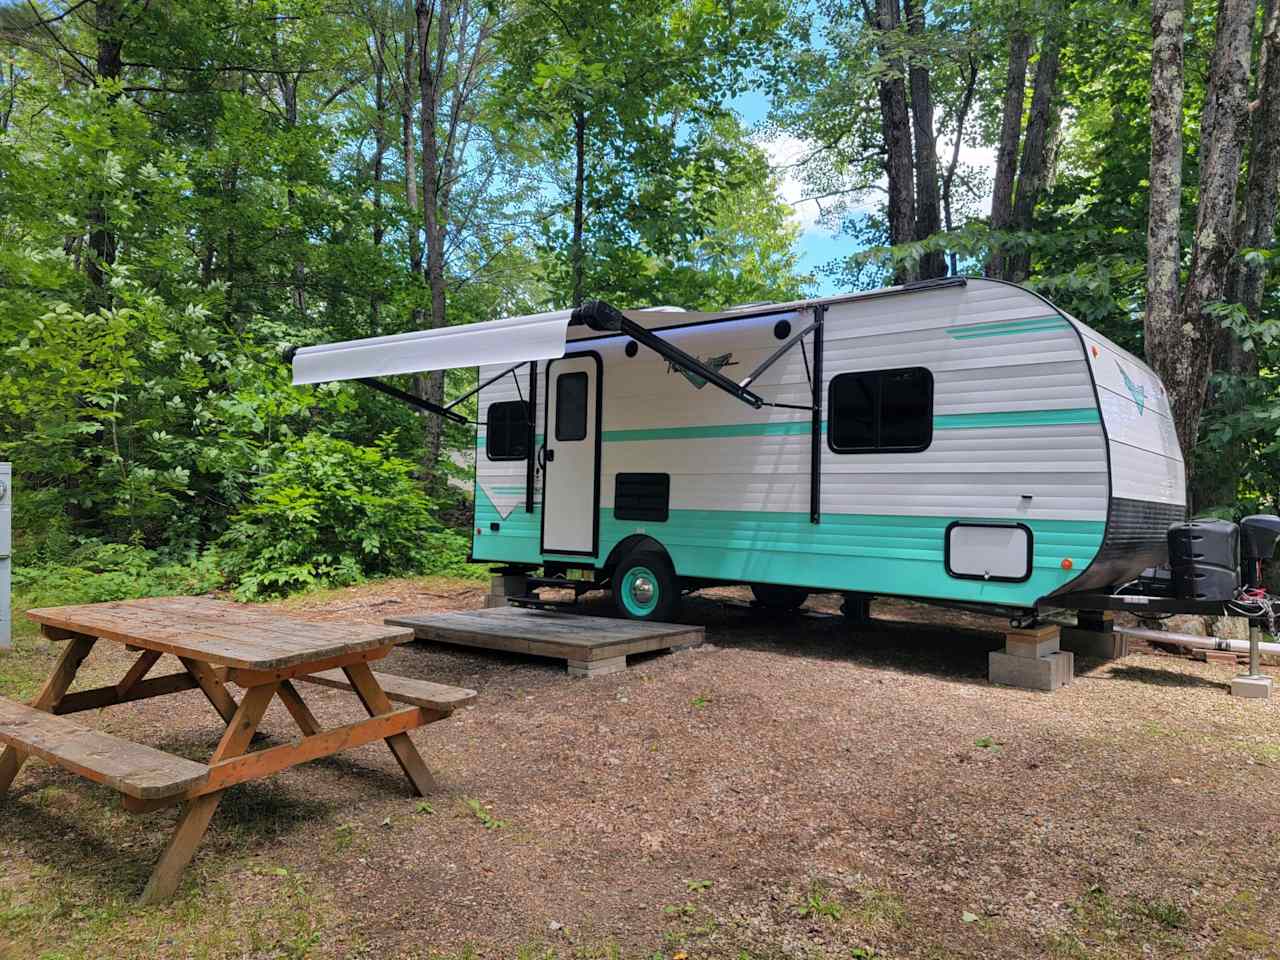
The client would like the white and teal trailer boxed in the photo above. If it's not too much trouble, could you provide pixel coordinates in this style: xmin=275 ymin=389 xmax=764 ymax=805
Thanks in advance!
xmin=291 ymin=277 xmax=1187 ymax=621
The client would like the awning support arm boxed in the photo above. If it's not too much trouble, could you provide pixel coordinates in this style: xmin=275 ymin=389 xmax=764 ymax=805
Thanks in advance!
xmin=444 ymin=361 xmax=527 ymax=412
xmin=738 ymin=318 xmax=820 ymax=391
xmin=357 ymin=377 xmax=470 ymax=425
xmin=571 ymin=300 xmax=766 ymax=409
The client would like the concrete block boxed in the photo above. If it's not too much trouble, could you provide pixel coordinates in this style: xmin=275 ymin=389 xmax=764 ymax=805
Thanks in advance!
xmin=1049 ymin=650 xmax=1074 ymax=687
xmin=484 ymin=595 xmax=508 ymax=609
xmin=567 ymin=656 xmax=627 ymax=678
xmin=990 ymin=651 xmax=1056 ymax=691
xmin=1059 ymin=626 xmax=1129 ymax=660
xmin=1230 ymin=674 xmax=1273 ymax=699
xmin=490 ymin=573 xmax=529 ymax=597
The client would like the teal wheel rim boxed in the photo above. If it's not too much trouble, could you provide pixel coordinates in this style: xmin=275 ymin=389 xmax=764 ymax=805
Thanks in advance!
xmin=620 ymin=565 xmax=660 ymax=617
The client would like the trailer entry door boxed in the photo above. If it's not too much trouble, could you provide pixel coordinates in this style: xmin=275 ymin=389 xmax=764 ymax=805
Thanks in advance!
xmin=541 ymin=354 xmax=601 ymax=555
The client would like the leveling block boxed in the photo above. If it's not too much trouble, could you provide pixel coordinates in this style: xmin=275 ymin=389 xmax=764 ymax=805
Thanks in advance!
xmin=386 ymin=606 xmax=704 ymax=677
xmin=989 ymin=623 xmax=1073 ymax=692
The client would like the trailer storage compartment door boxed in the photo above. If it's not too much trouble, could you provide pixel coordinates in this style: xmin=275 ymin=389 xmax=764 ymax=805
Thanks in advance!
xmin=946 ymin=522 xmax=1033 ymax=582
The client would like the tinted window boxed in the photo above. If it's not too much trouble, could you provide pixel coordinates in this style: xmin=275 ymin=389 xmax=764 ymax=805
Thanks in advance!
xmin=828 ymin=367 xmax=932 ymax=453
xmin=485 ymin=400 xmax=530 ymax=461
xmin=555 ymin=371 xmax=588 ymax=441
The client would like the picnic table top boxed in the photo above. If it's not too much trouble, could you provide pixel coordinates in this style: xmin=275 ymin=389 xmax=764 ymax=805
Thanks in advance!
xmin=25 ymin=596 xmax=414 ymax=671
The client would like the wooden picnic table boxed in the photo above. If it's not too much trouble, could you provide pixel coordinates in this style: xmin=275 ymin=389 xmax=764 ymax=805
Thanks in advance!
xmin=0 ymin=596 xmax=475 ymax=903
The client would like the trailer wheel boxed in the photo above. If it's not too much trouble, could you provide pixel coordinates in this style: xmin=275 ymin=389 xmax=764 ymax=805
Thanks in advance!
xmin=614 ymin=550 xmax=680 ymax=621
xmin=751 ymin=584 xmax=809 ymax=611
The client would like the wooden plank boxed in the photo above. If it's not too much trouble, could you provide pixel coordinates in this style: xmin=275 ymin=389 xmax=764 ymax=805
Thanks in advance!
xmin=116 ymin=650 xmax=163 ymax=697
xmin=0 ymin=634 xmax=95 ymax=795
xmin=343 ymin=663 xmax=436 ymax=796
xmin=181 ymin=657 xmax=239 ymax=724
xmin=294 ymin=668 xmax=476 ymax=711
xmin=53 ymin=671 xmax=201 ymax=715
xmin=190 ymin=706 xmax=424 ymax=796
xmin=225 ymin=646 xmax=391 ymax=687
xmin=0 ymin=698 xmax=210 ymax=799
xmin=27 ymin=597 xmax=412 ymax=670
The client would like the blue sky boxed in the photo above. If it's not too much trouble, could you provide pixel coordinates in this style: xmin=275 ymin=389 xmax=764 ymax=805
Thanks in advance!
xmin=732 ymin=90 xmax=849 ymax=295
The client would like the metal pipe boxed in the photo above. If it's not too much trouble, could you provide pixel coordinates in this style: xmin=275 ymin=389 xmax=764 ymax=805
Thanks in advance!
xmin=1118 ymin=625 xmax=1280 ymax=657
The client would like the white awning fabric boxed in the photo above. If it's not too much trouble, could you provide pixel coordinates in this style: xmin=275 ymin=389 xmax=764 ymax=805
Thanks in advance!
xmin=291 ymin=308 xmax=574 ymax=385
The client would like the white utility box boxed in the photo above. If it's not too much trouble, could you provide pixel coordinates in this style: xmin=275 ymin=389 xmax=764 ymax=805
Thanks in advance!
xmin=0 ymin=463 xmax=10 ymax=649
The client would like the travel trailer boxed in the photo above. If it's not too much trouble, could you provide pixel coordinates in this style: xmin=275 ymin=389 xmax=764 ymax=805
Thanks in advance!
xmin=291 ymin=277 xmax=1188 ymax=622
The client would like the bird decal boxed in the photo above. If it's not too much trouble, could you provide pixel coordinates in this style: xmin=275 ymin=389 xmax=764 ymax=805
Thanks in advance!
xmin=1117 ymin=361 xmax=1146 ymax=414
xmin=668 ymin=352 xmax=738 ymax=389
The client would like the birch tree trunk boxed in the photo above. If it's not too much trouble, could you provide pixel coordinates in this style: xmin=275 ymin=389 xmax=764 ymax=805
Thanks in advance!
xmin=1143 ymin=0 xmax=1186 ymax=412
xmin=1167 ymin=0 xmax=1254 ymax=466
xmin=86 ymin=0 xmax=122 ymax=311
xmin=1226 ymin=0 xmax=1280 ymax=329
xmin=985 ymin=26 xmax=1031 ymax=279
xmin=903 ymin=0 xmax=946 ymax=279
xmin=873 ymin=0 xmax=916 ymax=282
xmin=1006 ymin=14 xmax=1065 ymax=282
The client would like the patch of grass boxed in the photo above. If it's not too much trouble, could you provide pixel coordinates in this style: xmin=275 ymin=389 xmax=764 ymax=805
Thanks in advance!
xmin=1134 ymin=897 xmax=1188 ymax=930
xmin=851 ymin=885 xmax=906 ymax=930
xmin=796 ymin=881 xmax=845 ymax=922
xmin=691 ymin=694 xmax=710 ymax=708
xmin=333 ymin=821 xmax=357 ymax=852
xmin=685 ymin=879 xmax=713 ymax=892
xmin=463 ymin=797 xmax=508 ymax=830
xmin=974 ymin=735 xmax=1002 ymax=753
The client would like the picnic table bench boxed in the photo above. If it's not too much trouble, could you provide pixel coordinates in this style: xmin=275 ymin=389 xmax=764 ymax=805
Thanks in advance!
xmin=0 ymin=597 xmax=475 ymax=903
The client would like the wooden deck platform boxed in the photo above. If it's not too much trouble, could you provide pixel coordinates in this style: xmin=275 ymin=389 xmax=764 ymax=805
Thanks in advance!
xmin=385 ymin=606 xmax=704 ymax=677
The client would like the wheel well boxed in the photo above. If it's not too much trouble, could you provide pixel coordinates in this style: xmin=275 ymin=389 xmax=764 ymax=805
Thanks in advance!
xmin=602 ymin=535 xmax=669 ymax=579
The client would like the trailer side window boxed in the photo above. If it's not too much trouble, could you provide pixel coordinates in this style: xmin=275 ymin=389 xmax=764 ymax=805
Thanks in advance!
xmin=555 ymin=371 xmax=589 ymax=442
xmin=828 ymin=367 xmax=932 ymax=453
xmin=485 ymin=400 xmax=531 ymax=461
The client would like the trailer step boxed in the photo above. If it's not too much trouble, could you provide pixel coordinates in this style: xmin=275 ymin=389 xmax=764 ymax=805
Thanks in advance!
xmin=525 ymin=577 xmax=603 ymax=596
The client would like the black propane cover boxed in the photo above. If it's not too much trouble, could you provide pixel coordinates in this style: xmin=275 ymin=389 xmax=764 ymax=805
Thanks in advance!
xmin=1167 ymin=518 xmax=1240 ymax=601
xmin=1239 ymin=515 xmax=1280 ymax=587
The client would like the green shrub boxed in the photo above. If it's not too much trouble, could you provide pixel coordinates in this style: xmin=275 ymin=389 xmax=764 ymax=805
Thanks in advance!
xmin=11 ymin=541 xmax=223 ymax=610
xmin=216 ymin=434 xmax=471 ymax=598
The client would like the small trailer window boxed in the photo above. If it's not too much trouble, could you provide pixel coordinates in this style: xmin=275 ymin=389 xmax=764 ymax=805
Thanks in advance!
xmin=828 ymin=367 xmax=933 ymax=453
xmin=485 ymin=400 xmax=531 ymax=461
xmin=555 ymin=371 xmax=589 ymax=442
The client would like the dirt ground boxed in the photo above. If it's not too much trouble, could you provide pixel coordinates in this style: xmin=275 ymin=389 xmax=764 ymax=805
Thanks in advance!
xmin=2 ymin=578 xmax=1279 ymax=959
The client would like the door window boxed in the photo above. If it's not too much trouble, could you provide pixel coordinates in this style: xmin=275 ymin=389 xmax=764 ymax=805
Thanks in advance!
xmin=555 ymin=371 xmax=589 ymax=441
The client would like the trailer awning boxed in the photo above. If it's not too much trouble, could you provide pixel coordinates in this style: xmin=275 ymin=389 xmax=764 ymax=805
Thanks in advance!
xmin=290 ymin=308 xmax=574 ymax=385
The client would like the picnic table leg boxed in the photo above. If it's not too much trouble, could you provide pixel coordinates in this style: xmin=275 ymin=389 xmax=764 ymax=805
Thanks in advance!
xmin=276 ymin=679 xmax=321 ymax=736
xmin=139 ymin=681 xmax=279 ymax=905
xmin=0 ymin=635 xmax=96 ymax=796
xmin=341 ymin=663 xmax=437 ymax=796
xmin=179 ymin=657 xmax=239 ymax=724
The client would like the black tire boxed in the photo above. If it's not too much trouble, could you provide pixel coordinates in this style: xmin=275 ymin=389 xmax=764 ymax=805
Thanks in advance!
xmin=751 ymin=583 xmax=809 ymax=611
xmin=613 ymin=550 xmax=681 ymax=621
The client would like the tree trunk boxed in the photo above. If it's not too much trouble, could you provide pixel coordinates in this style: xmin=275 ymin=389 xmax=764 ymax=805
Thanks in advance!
xmin=873 ymin=0 xmax=916 ymax=282
xmin=986 ymin=26 xmax=1032 ymax=279
xmin=1143 ymin=0 xmax=1186 ymax=409
xmin=86 ymin=0 xmax=123 ymax=310
xmin=417 ymin=0 xmax=451 ymax=476
xmin=903 ymin=0 xmax=946 ymax=279
xmin=1226 ymin=0 xmax=1280 ymax=330
xmin=371 ymin=35 xmax=387 ymax=329
xmin=1169 ymin=0 xmax=1254 ymax=470
xmin=1005 ymin=13 xmax=1065 ymax=282
xmin=571 ymin=110 xmax=586 ymax=307
xmin=943 ymin=54 xmax=979 ymax=276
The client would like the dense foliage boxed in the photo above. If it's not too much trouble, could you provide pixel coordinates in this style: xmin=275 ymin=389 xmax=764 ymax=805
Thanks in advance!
xmin=1 ymin=0 xmax=1278 ymax=601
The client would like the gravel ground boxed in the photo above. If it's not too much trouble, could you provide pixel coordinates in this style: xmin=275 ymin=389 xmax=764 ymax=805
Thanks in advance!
xmin=2 ymin=578 xmax=1279 ymax=959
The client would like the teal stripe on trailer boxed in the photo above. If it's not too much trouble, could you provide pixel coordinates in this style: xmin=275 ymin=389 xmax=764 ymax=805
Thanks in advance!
xmin=934 ymin=408 xmax=1100 ymax=429
xmin=946 ymin=315 xmax=1071 ymax=339
xmin=471 ymin=488 xmax=1104 ymax=607
xmin=597 ymin=410 xmax=1099 ymax=443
